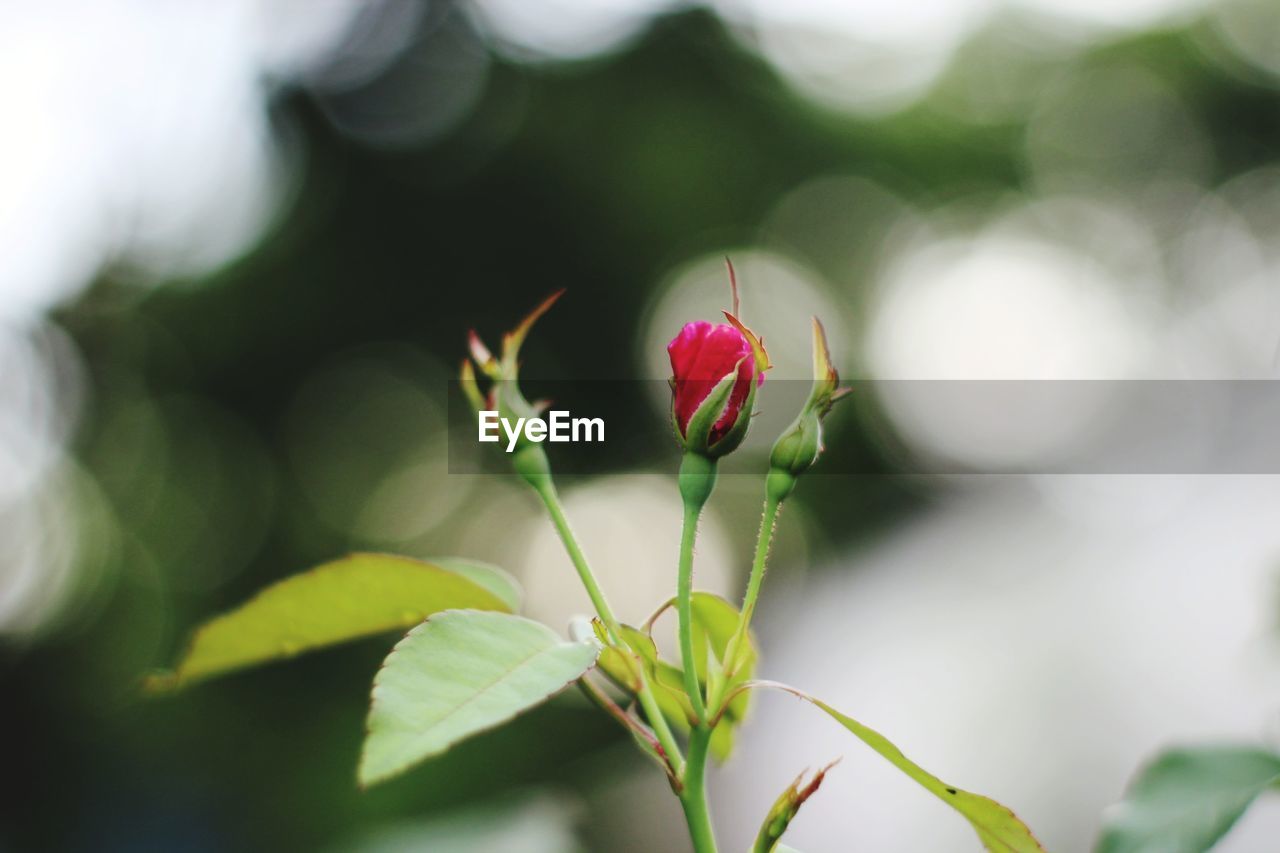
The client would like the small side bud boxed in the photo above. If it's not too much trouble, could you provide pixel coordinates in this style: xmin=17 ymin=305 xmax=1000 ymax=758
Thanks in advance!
xmin=770 ymin=409 xmax=823 ymax=478
xmin=766 ymin=317 xmax=848 ymax=495
xmin=462 ymin=292 xmax=566 ymax=465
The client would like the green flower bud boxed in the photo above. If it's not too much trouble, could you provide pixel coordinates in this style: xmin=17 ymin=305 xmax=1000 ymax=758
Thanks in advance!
xmin=460 ymin=290 xmax=563 ymax=460
xmin=770 ymin=409 xmax=823 ymax=478
xmin=766 ymin=317 xmax=849 ymax=494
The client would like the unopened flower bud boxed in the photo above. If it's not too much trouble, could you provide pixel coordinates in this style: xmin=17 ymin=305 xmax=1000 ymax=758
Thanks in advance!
xmin=460 ymin=290 xmax=562 ymax=470
xmin=666 ymin=265 xmax=770 ymax=459
xmin=766 ymin=317 xmax=848 ymax=500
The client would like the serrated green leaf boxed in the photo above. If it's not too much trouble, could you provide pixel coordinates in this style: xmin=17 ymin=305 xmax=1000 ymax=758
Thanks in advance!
xmin=747 ymin=682 xmax=1044 ymax=852
xmin=146 ymin=553 xmax=516 ymax=691
xmin=359 ymin=610 xmax=599 ymax=786
xmin=429 ymin=556 xmax=523 ymax=611
xmin=1097 ymin=745 xmax=1280 ymax=853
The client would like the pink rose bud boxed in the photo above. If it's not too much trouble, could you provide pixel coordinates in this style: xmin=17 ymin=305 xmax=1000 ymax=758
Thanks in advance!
xmin=667 ymin=310 xmax=769 ymax=459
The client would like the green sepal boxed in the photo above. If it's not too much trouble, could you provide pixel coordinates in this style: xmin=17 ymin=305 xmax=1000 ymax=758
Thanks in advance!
xmin=676 ymin=363 xmax=742 ymax=457
xmin=707 ymin=371 xmax=758 ymax=458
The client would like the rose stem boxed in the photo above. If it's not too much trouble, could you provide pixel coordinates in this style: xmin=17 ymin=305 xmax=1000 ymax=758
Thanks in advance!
xmin=516 ymin=445 xmax=686 ymax=777
xmin=676 ymin=452 xmax=720 ymax=853
xmin=716 ymin=492 xmax=782 ymax=708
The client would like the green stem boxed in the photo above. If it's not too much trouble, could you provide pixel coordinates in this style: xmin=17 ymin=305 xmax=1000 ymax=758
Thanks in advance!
xmin=524 ymin=462 xmax=685 ymax=776
xmin=717 ymin=494 xmax=782 ymax=705
xmin=677 ymin=501 xmax=707 ymax=722
xmin=669 ymin=452 xmax=722 ymax=852
xmin=679 ymin=725 xmax=718 ymax=853
xmin=676 ymin=453 xmax=717 ymax=722
xmin=532 ymin=478 xmax=620 ymax=632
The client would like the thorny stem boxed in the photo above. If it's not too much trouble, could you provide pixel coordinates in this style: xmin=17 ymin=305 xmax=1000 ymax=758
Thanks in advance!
xmin=675 ymin=453 xmax=720 ymax=852
xmin=676 ymin=453 xmax=717 ymax=722
xmin=716 ymin=494 xmax=782 ymax=708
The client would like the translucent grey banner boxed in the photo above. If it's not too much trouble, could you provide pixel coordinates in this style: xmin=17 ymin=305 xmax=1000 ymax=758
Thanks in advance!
xmin=446 ymin=380 xmax=1280 ymax=475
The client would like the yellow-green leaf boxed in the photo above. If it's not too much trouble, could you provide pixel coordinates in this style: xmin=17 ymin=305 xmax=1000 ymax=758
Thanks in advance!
xmin=146 ymin=553 xmax=516 ymax=691
xmin=749 ymin=681 xmax=1045 ymax=852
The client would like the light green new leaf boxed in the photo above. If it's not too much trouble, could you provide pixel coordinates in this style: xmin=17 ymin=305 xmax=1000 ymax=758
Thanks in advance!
xmin=593 ymin=621 xmax=707 ymax=747
xmin=689 ymin=592 xmax=757 ymax=722
xmin=147 ymin=553 xmax=517 ymax=691
xmin=1097 ymin=745 xmax=1280 ymax=853
xmin=359 ymin=610 xmax=599 ymax=786
xmin=596 ymin=601 xmax=752 ymax=762
xmin=748 ymin=681 xmax=1044 ymax=852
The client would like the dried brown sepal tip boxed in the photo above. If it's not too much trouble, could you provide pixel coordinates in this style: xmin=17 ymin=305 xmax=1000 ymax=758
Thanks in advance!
xmin=501 ymin=288 xmax=564 ymax=374
xmin=753 ymin=759 xmax=841 ymax=853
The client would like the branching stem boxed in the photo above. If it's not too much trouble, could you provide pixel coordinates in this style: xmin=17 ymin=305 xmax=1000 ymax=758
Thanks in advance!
xmin=525 ymin=467 xmax=686 ymax=777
